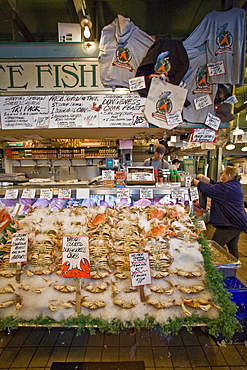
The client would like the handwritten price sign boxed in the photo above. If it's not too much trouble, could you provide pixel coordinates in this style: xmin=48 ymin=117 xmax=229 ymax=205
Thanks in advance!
xmin=40 ymin=188 xmax=53 ymax=200
xmin=192 ymin=128 xmax=216 ymax=143
xmin=207 ymin=61 xmax=225 ymax=77
xmin=194 ymin=95 xmax=212 ymax=110
xmin=102 ymin=170 xmax=115 ymax=181
xmin=140 ymin=188 xmax=153 ymax=199
xmin=129 ymin=76 xmax=146 ymax=91
xmin=21 ymin=188 xmax=36 ymax=199
xmin=117 ymin=188 xmax=130 ymax=199
xmin=62 ymin=235 xmax=90 ymax=278
xmin=165 ymin=111 xmax=182 ymax=126
xmin=58 ymin=188 xmax=72 ymax=199
xmin=171 ymin=188 xmax=185 ymax=199
xmin=205 ymin=113 xmax=221 ymax=130
xmin=189 ymin=187 xmax=199 ymax=201
xmin=5 ymin=189 xmax=19 ymax=199
xmin=129 ymin=252 xmax=151 ymax=286
xmin=9 ymin=232 xmax=28 ymax=264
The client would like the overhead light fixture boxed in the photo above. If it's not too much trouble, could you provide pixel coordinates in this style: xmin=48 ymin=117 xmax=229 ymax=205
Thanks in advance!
xmin=81 ymin=15 xmax=92 ymax=39
xmin=241 ymin=146 xmax=247 ymax=152
xmin=225 ymin=143 xmax=235 ymax=150
xmin=232 ymin=113 xmax=244 ymax=135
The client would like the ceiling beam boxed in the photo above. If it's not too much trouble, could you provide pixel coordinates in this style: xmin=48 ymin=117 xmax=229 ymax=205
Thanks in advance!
xmin=4 ymin=0 xmax=36 ymax=42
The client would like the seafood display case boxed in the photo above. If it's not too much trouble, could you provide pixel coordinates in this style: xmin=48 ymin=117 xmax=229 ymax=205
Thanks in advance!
xmin=0 ymin=184 xmax=239 ymax=339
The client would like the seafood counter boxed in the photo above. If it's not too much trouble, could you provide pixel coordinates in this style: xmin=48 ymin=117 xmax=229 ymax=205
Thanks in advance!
xmin=0 ymin=191 xmax=240 ymax=338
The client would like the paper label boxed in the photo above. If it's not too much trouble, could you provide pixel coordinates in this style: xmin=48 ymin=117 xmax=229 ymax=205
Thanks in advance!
xmin=207 ymin=61 xmax=225 ymax=77
xmin=171 ymin=188 xmax=185 ymax=199
xmin=189 ymin=187 xmax=199 ymax=201
xmin=102 ymin=170 xmax=115 ymax=180
xmin=194 ymin=95 xmax=212 ymax=110
xmin=205 ymin=113 xmax=221 ymax=130
xmin=129 ymin=76 xmax=146 ymax=91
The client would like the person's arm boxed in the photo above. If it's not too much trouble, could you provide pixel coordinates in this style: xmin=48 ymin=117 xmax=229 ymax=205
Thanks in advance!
xmin=192 ymin=174 xmax=210 ymax=186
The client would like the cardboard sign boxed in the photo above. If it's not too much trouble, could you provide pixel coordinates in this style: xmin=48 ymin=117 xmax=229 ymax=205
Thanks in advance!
xmin=129 ymin=76 xmax=146 ymax=91
xmin=21 ymin=188 xmax=36 ymax=199
xmin=129 ymin=252 xmax=151 ymax=286
xmin=191 ymin=128 xmax=216 ymax=143
xmin=205 ymin=113 xmax=221 ymax=130
xmin=5 ymin=189 xmax=19 ymax=199
xmin=140 ymin=188 xmax=153 ymax=199
xmin=58 ymin=188 xmax=72 ymax=199
xmin=189 ymin=187 xmax=199 ymax=201
xmin=62 ymin=235 xmax=90 ymax=278
xmin=207 ymin=61 xmax=225 ymax=77
xmin=194 ymin=95 xmax=212 ymax=110
xmin=117 ymin=188 xmax=130 ymax=199
xmin=171 ymin=188 xmax=185 ymax=199
xmin=40 ymin=188 xmax=53 ymax=200
xmin=9 ymin=232 xmax=28 ymax=263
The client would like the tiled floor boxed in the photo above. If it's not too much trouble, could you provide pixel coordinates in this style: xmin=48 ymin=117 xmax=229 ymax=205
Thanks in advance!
xmin=1 ymin=230 xmax=247 ymax=370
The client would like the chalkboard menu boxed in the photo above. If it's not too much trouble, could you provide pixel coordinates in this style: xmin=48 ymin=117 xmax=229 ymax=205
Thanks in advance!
xmin=0 ymin=94 xmax=149 ymax=129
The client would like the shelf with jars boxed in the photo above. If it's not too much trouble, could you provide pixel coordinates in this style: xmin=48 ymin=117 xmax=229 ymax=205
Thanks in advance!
xmin=5 ymin=139 xmax=118 ymax=160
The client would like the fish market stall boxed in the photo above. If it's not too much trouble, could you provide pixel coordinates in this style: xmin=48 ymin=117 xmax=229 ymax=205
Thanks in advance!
xmin=0 ymin=186 xmax=241 ymax=340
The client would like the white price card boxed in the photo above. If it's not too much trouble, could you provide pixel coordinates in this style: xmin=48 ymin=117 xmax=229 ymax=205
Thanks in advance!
xmin=21 ymin=188 xmax=36 ymax=199
xmin=207 ymin=61 xmax=225 ymax=77
xmin=140 ymin=188 xmax=153 ymax=199
xmin=194 ymin=95 xmax=212 ymax=110
xmin=102 ymin=170 xmax=115 ymax=180
xmin=117 ymin=188 xmax=130 ymax=199
xmin=5 ymin=188 xmax=19 ymax=199
xmin=189 ymin=187 xmax=199 ymax=201
xmin=9 ymin=232 xmax=28 ymax=264
xmin=129 ymin=252 xmax=151 ymax=287
xmin=76 ymin=188 xmax=90 ymax=199
xmin=62 ymin=235 xmax=90 ymax=278
xmin=165 ymin=111 xmax=183 ymax=126
xmin=58 ymin=188 xmax=72 ymax=199
xmin=196 ymin=220 xmax=207 ymax=230
xmin=40 ymin=188 xmax=53 ymax=200
xmin=205 ymin=113 xmax=221 ymax=130
xmin=129 ymin=76 xmax=146 ymax=91
xmin=171 ymin=188 xmax=185 ymax=199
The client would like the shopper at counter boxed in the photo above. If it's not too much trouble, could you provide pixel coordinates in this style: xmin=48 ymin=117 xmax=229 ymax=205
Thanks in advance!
xmin=169 ymin=159 xmax=181 ymax=170
xmin=143 ymin=144 xmax=169 ymax=169
xmin=193 ymin=166 xmax=247 ymax=259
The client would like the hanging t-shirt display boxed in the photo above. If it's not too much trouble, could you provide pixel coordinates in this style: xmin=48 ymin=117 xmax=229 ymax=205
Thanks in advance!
xmin=135 ymin=36 xmax=189 ymax=97
xmin=183 ymin=7 xmax=246 ymax=87
xmin=182 ymin=48 xmax=217 ymax=124
xmin=144 ymin=78 xmax=187 ymax=129
xmin=98 ymin=14 xmax=154 ymax=89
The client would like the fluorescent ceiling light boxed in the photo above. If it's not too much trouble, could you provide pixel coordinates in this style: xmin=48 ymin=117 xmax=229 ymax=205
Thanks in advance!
xmin=241 ymin=146 xmax=247 ymax=151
